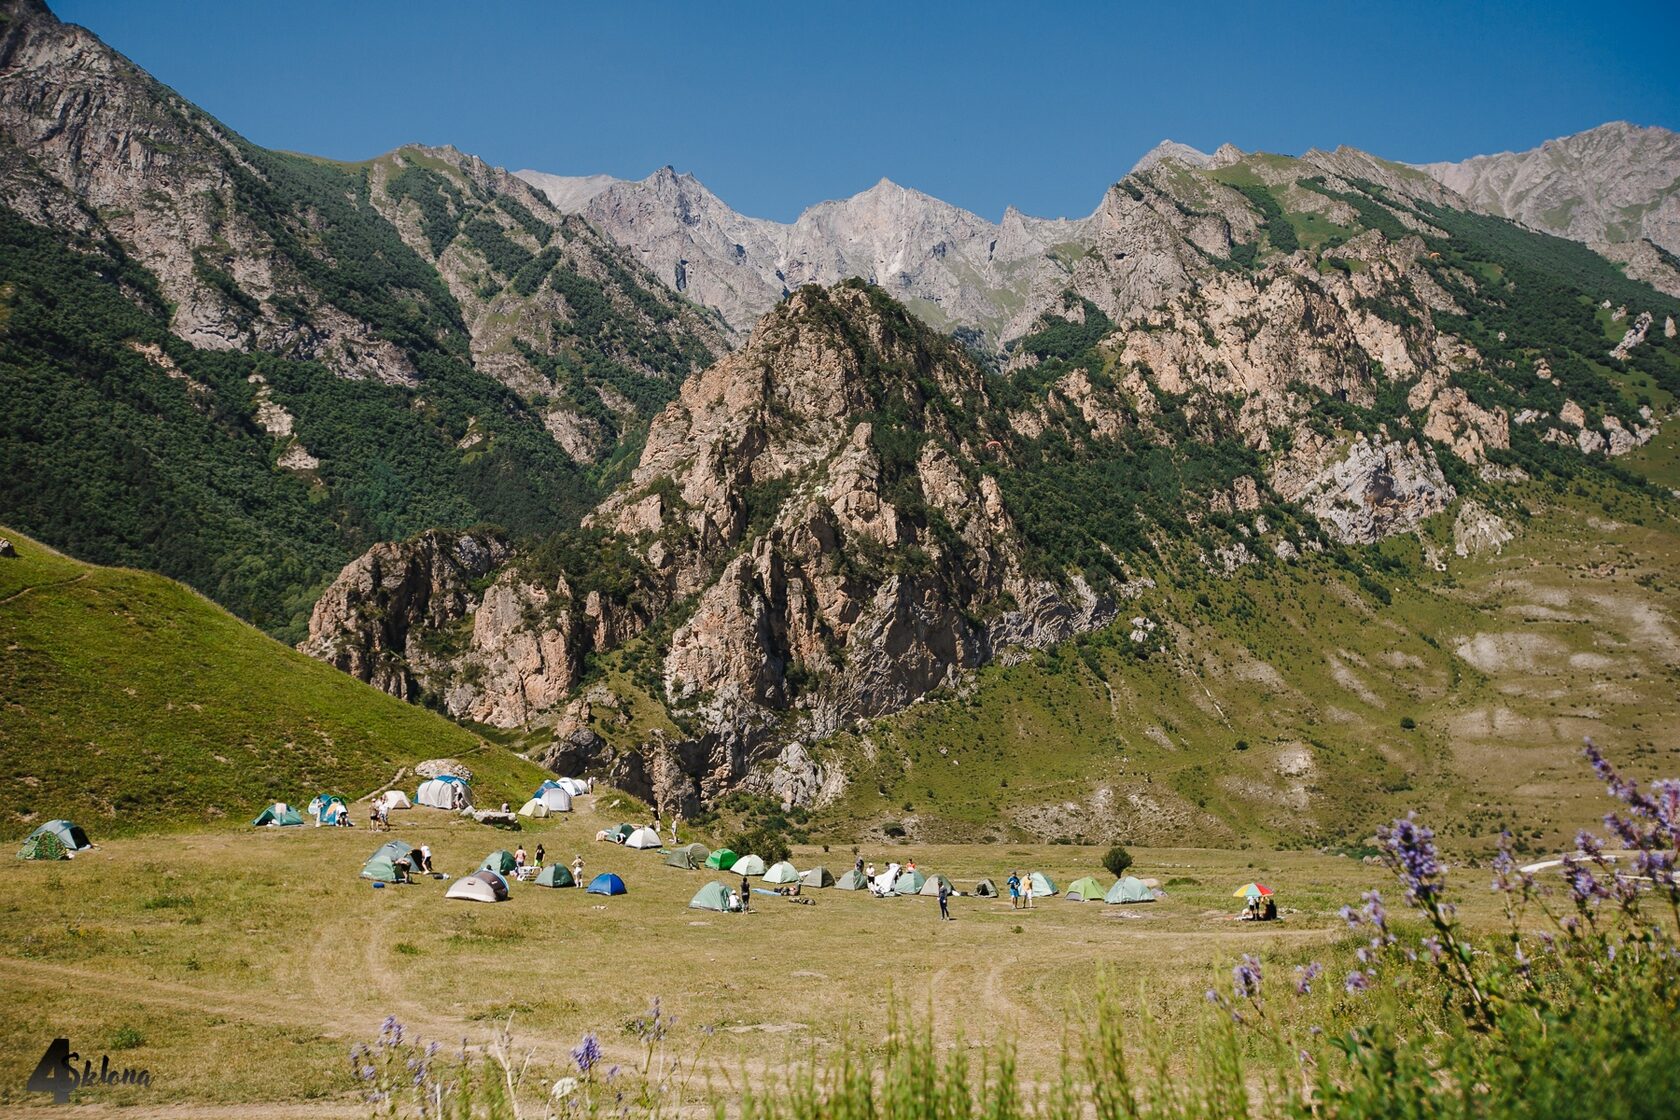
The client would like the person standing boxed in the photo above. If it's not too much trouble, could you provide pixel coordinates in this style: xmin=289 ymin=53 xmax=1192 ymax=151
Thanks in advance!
xmin=670 ymin=813 xmax=682 ymax=846
xmin=1007 ymin=870 xmax=1022 ymax=910
xmin=937 ymin=878 xmax=952 ymax=921
xmin=740 ymin=872 xmax=752 ymax=913
xmin=514 ymin=845 xmax=527 ymax=873
xmin=534 ymin=843 xmax=545 ymax=868
xmin=572 ymin=855 xmax=584 ymax=886
xmin=1023 ymin=872 xmax=1035 ymax=909
xmin=866 ymin=861 xmax=876 ymax=887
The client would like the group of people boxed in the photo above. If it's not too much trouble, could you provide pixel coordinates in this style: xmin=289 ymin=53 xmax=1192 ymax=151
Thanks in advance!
xmin=1004 ymin=870 xmax=1040 ymax=909
xmin=368 ymin=801 xmax=391 ymax=832
xmin=1240 ymin=894 xmax=1279 ymax=921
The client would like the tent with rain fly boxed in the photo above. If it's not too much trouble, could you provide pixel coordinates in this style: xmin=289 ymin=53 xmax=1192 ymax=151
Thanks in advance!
xmin=917 ymin=873 xmax=955 ymax=897
xmin=518 ymin=799 xmax=550 ymax=819
xmin=379 ymin=790 xmax=412 ymax=811
xmin=416 ymin=776 xmax=471 ymax=810
xmin=533 ymin=786 xmax=572 ymax=812
xmin=835 ymin=869 xmax=867 ymax=890
xmin=626 ymin=827 xmax=663 ymax=850
xmin=610 ymin=824 xmax=636 ymax=842
xmin=480 ymin=850 xmax=518 ymax=874
xmin=688 ymin=881 xmax=736 ymax=911
xmin=18 ymin=820 xmax=90 ymax=860
xmin=763 ymin=860 xmax=800 ymax=884
xmin=665 ymin=843 xmax=710 ymax=870
xmin=1065 ymin=877 xmax=1108 ymax=901
xmin=973 ymin=878 xmax=997 ymax=897
xmin=705 ymin=848 xmax=739 ymax=871
xmin=534 ymin=864 xmax=576 ymax=888
xmin=894 ymin=870 xmax=928 ymax=895
xmin=1106 ymin=876 xmax=1155 ymax=904
xmin=732 ymin=854 xmax=767 ymax=876
xmin=360 ymin=839 xmax=418 ymax=882
xmin=446 ymin=870 xmax=510 ymax=903
xmin=587 ymin=873 xmax=626 ymax=896
xmin=1029 ymin=872 xmax=1057 ymax=896
xmin=800 ymin=866 xmax=835 ymax=889
xmin=253 ymin=803 xmax=304 ymax=827
xmin=552 ymin=777 xmax=588 ymax=796
xmin=307 ymin=794 xmax=348 ymax=824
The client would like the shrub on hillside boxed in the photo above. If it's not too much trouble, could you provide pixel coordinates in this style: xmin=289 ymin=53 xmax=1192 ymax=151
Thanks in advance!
xmin=1102 ymin=844 xmax=1133 ymax=877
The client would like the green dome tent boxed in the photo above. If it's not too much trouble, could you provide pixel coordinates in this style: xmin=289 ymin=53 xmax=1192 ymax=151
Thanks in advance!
xmin=665 ymin=843 xmax=711 ymax=870
xmin=917 ymin=873 xmax=955 ymax=897
xmin=732 ymin=854 xmax=767 ymax=876
xmin=894 ymin=870 xmax=928 ymax=895
xmin=973 ymin=878 xmax=998 ymax=897
xmin=535 ymin=864 xmax=576 ymax=888
xmin=688 ymin=881 xmax=736 ymax=912
xmin=800 ymin=866 xmax=835 ymax=889
xmin=763 ymin=860 xmax=800 ymax=884
xmin=19 ymin=820 xmax=90 ymax=859
xmin=253 ymin=803 xmax=304 ymax=827
xmin=1065 ymin=876 xmax=1108 ymax=901
xmin=480 ymin=850 xmax=518 ymax=874
xmin=360 ymin=840 xmax=417 ymax=883
xmin=705 ymin=848 xmax=739 ymax=871
xmin=1028 ymin=872 xmax=1058 ymax=896
xmin=835 ymin=868 xmax=867 ymax=890
xmin=1105 ymin=876 xmax=1155 ymax=904
xmin=611 ymin=824 xmax=636 ymax=842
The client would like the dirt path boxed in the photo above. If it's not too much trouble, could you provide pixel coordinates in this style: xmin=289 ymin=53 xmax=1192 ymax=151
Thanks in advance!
xmin=0 ymin=571 xmax=86 ymax=605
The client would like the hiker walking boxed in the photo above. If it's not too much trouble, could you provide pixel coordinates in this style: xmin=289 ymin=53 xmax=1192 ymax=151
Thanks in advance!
xmin=1007 ymin=870 xmax=1022 ymax=910
xmin=937 ymin=878 xmax=952 ymax=921
xmin=514 ymin=845 xmax=527 ymax=872
xmin=1023 ymin=872 xmax=1036 ymax=909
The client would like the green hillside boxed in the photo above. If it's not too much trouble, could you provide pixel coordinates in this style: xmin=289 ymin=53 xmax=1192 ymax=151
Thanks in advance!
xmin=0 ymin=527 xmax=547 ymax=838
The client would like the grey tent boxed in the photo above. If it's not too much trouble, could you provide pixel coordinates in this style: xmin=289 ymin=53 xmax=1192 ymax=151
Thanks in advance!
xmin=664 ymin=843 xmax=711 ymax=870
xmin=763 ymin=860 xmax=801 ymax=884
xmin=835 ymin=869 xmax=867 ymax=890
xmin=1105 ymin=876 xmax=1155 ymax=904
xmin=689 ymin=881 xmax=737 ymax=912
xmin=894 ymin=870 xmax=928 ymax=895
xmin=973 ymin=878 xmax=998 ymax=897
xmin=800 ymin=866 xmax=835 ymax=888
xmin=447 ymin=870 xmax=510 ymax=903
xmin=361 ymin=839 xmax=418 ymax=882
xmin=917 ymin=873 xmax=955 ymax=897
xmin=535 ymin=864 xmax=576 ymax=888
xmin=732 ymin=854 xmax=768 ymax=876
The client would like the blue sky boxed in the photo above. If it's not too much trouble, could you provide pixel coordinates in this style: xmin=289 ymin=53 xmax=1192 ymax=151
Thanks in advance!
xmin=57 ymin=0 xmax=1680 ymax=223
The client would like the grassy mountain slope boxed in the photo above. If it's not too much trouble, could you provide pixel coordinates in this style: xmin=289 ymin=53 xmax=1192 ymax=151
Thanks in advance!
xmin=0 ymin=527 xmax=547 ymax=837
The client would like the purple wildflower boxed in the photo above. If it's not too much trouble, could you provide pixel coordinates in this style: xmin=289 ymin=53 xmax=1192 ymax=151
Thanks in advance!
xmin=1344 ymin=970 xmax=1372 ymax=994
xmin=1339 ymin=904 xmax=1361 ymax=928
xmin=1233 ymin=954 xmax=1262 ymax=1000
xmin=572 ymin=1033 xmax=602 ymax=1075
xmin=1379 ymin=813 xmax=1445 ymax=905
xmin=1294 ymin=961 xmax=1323 ymax=995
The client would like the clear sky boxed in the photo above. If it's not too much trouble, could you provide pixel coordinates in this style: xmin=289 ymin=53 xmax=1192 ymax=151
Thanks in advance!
xmin=55 ymin=0 xmax=1680 ymax=223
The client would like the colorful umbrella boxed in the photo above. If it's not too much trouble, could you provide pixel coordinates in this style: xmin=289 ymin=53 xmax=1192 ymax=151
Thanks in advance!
xmin=1232 ymin=882 xmax=1274 ymax=898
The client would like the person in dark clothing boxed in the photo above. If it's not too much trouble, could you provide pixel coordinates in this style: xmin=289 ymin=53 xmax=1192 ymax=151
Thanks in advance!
xmin=1263 ymin=897 xmax=1278 ymax=921
xmin=937 ymin=880 xmax=952 ymax=921
xmin=740 ymin=873 xmax=752 ymax=912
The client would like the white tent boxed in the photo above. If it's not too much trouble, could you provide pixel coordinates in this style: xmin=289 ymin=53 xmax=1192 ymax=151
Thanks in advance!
xmin=518 ymin=798 xmax=550 ymax=819
xmin=538 ymin=787 xmax=572 ymax=812
xmin=625 ymin=827 xmax=663 ymax=849
xmin=379 ymin=790 xmax=412 ymax=811
xmin=445 ymin=870 xmax=509 ymax=903
xmin=555 ymin=777 xmax=589 ymax=796
xmin=417 ymin=777 xmax=471 ymax=810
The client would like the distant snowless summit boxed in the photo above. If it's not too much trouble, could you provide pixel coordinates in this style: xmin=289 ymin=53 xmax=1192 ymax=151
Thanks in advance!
xmin=517 ymin=122 xmax=1680 ymax=349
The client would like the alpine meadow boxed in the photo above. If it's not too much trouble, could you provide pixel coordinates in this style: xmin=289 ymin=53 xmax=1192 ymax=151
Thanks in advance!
xmin=3 ymin=0 xmax=1680 ymax=1115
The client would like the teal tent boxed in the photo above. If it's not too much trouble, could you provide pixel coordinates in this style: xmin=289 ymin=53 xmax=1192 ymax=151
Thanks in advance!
xmin=894 ymin=870 xmax=928 ymax=895
xmin=253 ymin=803 xmax=304 ymax=827
xmin=23 ymin=819 xmax=91 ymax=852
xmin=763 ymin=860 xmax=800 ymax=884
xmin=688 ymin=881 xmax=736 ymax=911
xmin=665 ymin=843 xmax=710 ymax=870
xmin=481 ymin=850 xmax=518 ymax=874
xmin=835 ymin=869 xmax=867 ymax=890
xmin=732 ymin=854 xmax=767 ymax=876
xmin=361 ymin=839 xmax=417 ymax=883
xmin=1028 ymin=872 xmax=1057 ymax=896
xmin=535 ymin=864 xmax=576 ymax=888
xmin=1105 ymin=876 xmax=1155 ymax=904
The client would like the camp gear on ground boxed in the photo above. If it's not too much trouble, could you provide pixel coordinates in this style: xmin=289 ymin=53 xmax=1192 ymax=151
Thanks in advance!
xmin=665 ymin=843 xmax=711 ymax=870
xmin=705 ymin=848 xmax=739 ymax=871
xmin=763 ymin=860 xmax=801 ymax=884
xmin=800 ymin=865 xmax=835 ymax=889
xmin=587 ymin=873 xmax=626 ymax=896
xmin=446 ymin=870 xmax=510 ymax=903
xmin=732 ymin=854 xmax=767 ymax=876
xmin=253 ymin=803 xmax=304 ymax=827
xmin=1106 ymin=876 xmax=1155 ymax=904
xmin=1066 ymin=876 xmax=1108 ymax=901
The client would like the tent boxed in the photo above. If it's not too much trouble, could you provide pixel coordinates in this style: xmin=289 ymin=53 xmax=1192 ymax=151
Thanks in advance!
xmin=626 ymin=827 xmax=663 ymax=850
xmin=689 ymin=881 xmax=736 ymax=911
xmin=1029 ymin=872 xmax=1058 ymax=896
xmin=480 ymin=850 xmax=518 ymax=874
xmin=763 ymin=860 xmax=801 ymax=884
xmin=800 ymin=866 xmax=835 ymax=889
xmin=587 ymin=873 xmax=626 ymax=896
xmin=611 ymin=824 xmax=636 ymax=842
xmin=533 ymin=786 xmax=572 ymax=812
xmin=307 ymin=794 xmax=348 ymax=824
xmin=917 ymin=873 xmax=955 ymax=897
xmin=379 ymin=790 xmax=412 ymax=811
xmin=18 ymin=820 xmax=89 ymax=860
xmin=446 ymin=870 xmax=510 ymax=903
xmin=361 ymin=839 xmax=418 ymax=883
xmin=517 ymin=798 xmax=550 ymax=819
xmin=534 ymin=864 xmax=576 ymax=888
xmin=973 ymin=878 xmax=998 ymax=897
xmin=556 ymin=777 xmax=589 ymax=796
xmin=705 ymin=848 xmax=739 ymax=871
xmin=835 ymin=869 xmax=867 ymax=890
xmin=665 ymin=843 xmax=710 ymax=870
xmin=894 ymin=870 xmax=929 ymax=895
xmin=416 ymin=776 xmax=471 ymax=810
xmin=253 ymin=803 xmax=304 ymax=827
xmin=1065 ymin=876 xmax=1108 ymax=901
xmin=732 ymin=854 xmax=767 ymax=876
xmin=1106 ymin=876 xmax=1155 ymax=904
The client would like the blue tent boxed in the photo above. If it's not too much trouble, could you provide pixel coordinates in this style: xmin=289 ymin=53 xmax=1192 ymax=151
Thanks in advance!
xmin=586 ymin=873 xmax=626 ymax=896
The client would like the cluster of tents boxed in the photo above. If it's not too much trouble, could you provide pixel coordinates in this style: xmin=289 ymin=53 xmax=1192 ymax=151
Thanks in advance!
xmin=359 ymin=837 xmax=626 ymax=903
xmin=1065 ymin=875 xmax=1158 ymax=904
xmin=16 ymin=819 xmax=92 ymax=860
xmin=518 ymin=778 xmax=589 ymax=818
xmin=253 ymin=781 xmax=473 ymax=830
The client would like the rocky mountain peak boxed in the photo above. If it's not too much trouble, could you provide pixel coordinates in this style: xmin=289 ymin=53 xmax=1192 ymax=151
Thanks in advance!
xmin=1130 ymin=139 xmax=1215 ymax=173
